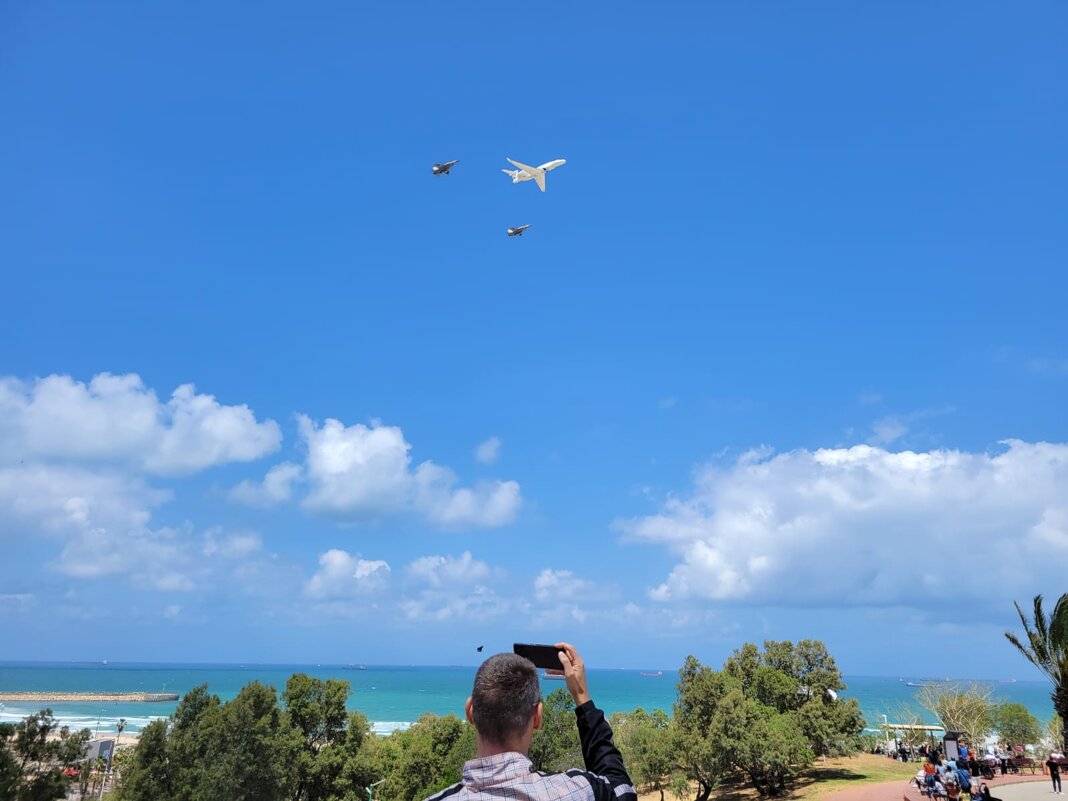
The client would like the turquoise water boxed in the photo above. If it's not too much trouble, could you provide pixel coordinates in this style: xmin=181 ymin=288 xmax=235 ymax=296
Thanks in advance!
xmin=0 ymin=662 xmax=1055 ymax=736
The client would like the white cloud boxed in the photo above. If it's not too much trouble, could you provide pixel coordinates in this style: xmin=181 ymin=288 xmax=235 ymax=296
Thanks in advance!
xmin=0 ymin=464 xmax=267 ymax=592
xmin=202 ymin=530 xmax=263 ymax=559
xmin=405 ymin=551 xmax=494 ymax=589
xmin=414 ymin=463 xmax=521 ymax=527
xmin=0 ymin=593 xmax=35 ymax=614
xmin=0 ymin=464 xmax=167 ymax=536
xmin=868 ymin=416 xmax=908 ymax=446
xmin=163 ymin=604 xmax=182 ymax=620
xmin=400 ymin=551 xmax=508 ymax=621
xmin=56 ymin=522 xmax=198 ymax=590
xmin=228 ymin=462 xmax=303 ymax=508
xmin=867 ymin=406 xmax=954 ymax=447
xmin=305 ymin=549 xmax=391 ymax=599
xmin=400 ymin=584 xmax=508 ymax=622
xmin=298 ymin=416 xmax=412 ymax=519
xmin=616 ymin=440 xmax=1068 ymax=606
xmin=0 ymin=373 xmax=280 ymax=475
xmin=475 ymin=436 xmax=502 ymax=464
xmin=297 ymin=416 xmax=521 ymax=527
xmin=533 ymin=569 xmax=596 ymax=603
xmin=525 ymin=569 xmax=619 ymax=629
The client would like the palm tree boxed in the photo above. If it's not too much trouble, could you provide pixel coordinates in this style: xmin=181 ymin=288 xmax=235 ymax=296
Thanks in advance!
xmin=1005 ymin=593 xmax=1068 ymax=752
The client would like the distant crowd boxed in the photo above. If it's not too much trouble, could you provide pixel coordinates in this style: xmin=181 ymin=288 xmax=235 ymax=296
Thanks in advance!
xmin=910 ymin=741 xmax=1066 ymax=800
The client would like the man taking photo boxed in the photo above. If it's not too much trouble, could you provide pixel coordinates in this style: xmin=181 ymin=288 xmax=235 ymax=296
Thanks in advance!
xmin=423 ymin=642 xmax=637 ymax=801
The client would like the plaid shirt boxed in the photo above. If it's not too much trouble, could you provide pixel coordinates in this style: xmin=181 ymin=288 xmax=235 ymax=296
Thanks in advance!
xmin=424 ymin=702 xmax=637 ymax=801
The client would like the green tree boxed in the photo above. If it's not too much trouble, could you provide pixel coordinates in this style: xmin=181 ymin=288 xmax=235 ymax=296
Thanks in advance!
xmin=116 ymin=719 xmax=173 ymax=801
xmin=379 ymin=714 xmax=473 ymax=801
xmin=723 ymin=640 xmax=861 ymax=758
xmin=677 ymin=643 xmax=858 ymax=799
xmin=610 ymin=708 xmax=682 ymax=801
xmin=166 ymin=684 xmax=221 ymax=801
xmin=529 ymin=689 xmax=581 ymax=773
xmin=673 ymin=656 xmax=732 ymax=801
xmin=708 ymin=689 xmax=811 ymax=797
xmin=200 ymin=681 xmax=302 ymax=801
xmin=124 ymin=681 xmax=302 ymax=801
xmin=721 ymin=645 xmax=862 ymax=760
xmin=993 ymin=703 xmax=1043 ymax=748
xmin=350 ymin=731 xmax=402 ymax=801
xmin=0 ymin=729 xmax=19 ymax=801
xmin=116 ymin=677 xmax=389 ymax=801
xmin=1005 ymin=593 xmax=1068 ymax=753
xmin=0 ymin=710 xmax=91 ymax=801
xmin=284 ymin=673 xmax=362 ymax=801
xmin=795 ymin=695 xmax=864 ymax=758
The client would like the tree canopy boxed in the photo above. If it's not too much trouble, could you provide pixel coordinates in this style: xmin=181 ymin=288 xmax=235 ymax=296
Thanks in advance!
xmin=1006 ymin=593 xmax=1068 ymax=752
xmin=110 ymin=642 xmax=860 ymax=801
xmin=0 ymin=710 xmax=91 ymax=801
xmin=674 ymin=640 xmax=862 ymax=798
xmin=993 ymin=703 xmax=1043 ymax=748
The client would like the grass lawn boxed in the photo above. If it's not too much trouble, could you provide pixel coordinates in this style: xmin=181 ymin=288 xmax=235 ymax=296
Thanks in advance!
xmin=790 ymin=754 xmax=918 ymax=801
xmin=638 ymin=754 xmax=917 ymax=801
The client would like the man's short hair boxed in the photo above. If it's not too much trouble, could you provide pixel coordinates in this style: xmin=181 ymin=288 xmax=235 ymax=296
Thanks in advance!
xmin=471 ymin=653 xmax=541 ymax=744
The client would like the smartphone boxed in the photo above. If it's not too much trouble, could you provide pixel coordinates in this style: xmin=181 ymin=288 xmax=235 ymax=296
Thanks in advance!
xmin=513 ymin=643 xmax=564 ymax=670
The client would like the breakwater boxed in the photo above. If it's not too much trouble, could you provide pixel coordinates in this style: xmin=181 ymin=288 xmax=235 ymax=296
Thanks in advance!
xmin=0 ymin=692 xmax=179 ymax=702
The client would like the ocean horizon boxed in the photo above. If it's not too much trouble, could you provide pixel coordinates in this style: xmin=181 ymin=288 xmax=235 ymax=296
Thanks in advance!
xmin=0 ymin=661 xmax=1055 ymax=737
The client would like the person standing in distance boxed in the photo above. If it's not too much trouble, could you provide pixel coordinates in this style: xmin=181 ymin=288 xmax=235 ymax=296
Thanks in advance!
xmin=1047 ymin=753 xmax=1063 ymax=794
xmin=423 ymin=642 xmax=637 ymax=801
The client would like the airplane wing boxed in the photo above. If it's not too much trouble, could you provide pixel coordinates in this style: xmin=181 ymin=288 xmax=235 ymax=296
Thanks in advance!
xmin=532 ymin=171 xmax=545 ymax=192
xmin=538 ymin=159 xmax=566 ymax=172
xmin=507 ymin=158 xmax=540 ymax=175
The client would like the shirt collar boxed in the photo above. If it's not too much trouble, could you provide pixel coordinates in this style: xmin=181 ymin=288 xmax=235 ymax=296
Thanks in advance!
xmin=462 ymin=752 xmax=534 ymax=787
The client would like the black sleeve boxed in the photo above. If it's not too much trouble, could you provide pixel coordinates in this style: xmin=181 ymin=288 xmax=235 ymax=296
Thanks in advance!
xmin=574 ymin=700 xmax=637 ymax=801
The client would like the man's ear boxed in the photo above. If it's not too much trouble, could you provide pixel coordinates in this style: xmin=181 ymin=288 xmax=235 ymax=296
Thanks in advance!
xmin=465 ymin=697 xmax=475 ymax=726
xmin=532 ymin=701 xmax=543 ymax=732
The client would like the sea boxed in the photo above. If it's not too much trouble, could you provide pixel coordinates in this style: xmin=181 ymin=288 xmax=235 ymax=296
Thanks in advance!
xmin=0 ymin=662 xmax=1055 ymax=737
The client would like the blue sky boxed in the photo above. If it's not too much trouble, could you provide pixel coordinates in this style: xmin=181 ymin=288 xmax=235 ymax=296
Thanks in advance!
xmin=1 ymin=1 xmax=1065 ymax=678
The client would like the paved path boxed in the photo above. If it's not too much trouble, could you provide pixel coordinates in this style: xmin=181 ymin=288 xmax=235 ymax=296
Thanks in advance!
xmin=998 ymin=778 xmax=1062 ymax=801
xmin=822 ymin=771 xmax=1050 ymax=801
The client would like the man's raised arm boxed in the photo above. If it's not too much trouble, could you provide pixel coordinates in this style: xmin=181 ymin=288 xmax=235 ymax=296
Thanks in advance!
xmin=555 ymin=642 xmax=637 ymax=799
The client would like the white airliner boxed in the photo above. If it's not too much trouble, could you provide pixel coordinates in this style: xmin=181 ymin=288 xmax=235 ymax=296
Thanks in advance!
xmin=502 ymin=158 xmax=566 ymax=192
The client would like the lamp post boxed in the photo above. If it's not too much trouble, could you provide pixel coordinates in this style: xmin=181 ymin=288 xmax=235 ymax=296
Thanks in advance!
xmin=367 ymin=778 xmax=386 ymax=801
